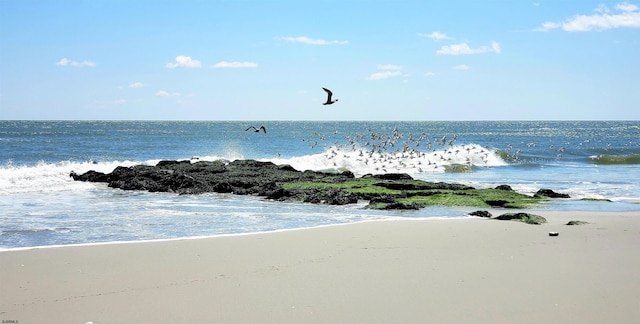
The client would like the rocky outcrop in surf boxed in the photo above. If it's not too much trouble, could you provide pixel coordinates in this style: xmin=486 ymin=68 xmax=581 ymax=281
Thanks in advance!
xmin=71 ymin=159 xmax=569 ymax=210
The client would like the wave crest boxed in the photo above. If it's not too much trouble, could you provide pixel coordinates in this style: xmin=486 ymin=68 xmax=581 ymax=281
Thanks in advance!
xmin=267 ymin=144 xmax=506 ymax=177
xmin=589 ymin=154 xmax=640 ymax=165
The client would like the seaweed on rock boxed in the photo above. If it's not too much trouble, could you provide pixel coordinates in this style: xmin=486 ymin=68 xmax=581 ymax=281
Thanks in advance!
xmin=71 ymin=159 xmax=552 ymax=210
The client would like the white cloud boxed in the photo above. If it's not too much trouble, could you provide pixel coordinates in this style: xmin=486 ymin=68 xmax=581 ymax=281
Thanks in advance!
xmin=453 ymin=64 xmax=470 ymax=70
xmin=616 ymin=2 xmax=638 ymax=12
xmin=165 ymin=55 xmax=202 ymax=68
xmin=436 ymin=41 xmax=501 ymax=55
xmin=367 ymin=64 xmax=403 ymax=80
xmin=535 ymin=2 xmax=640 ymax=31
xmin=367 ymin=71 xmax=402 ymax=80
xmin=156 ymin=90 xmax=181 ymax=97
xmin=277 ymin=36 xmax=348 ymax=45
xmin=56 ymin=58 xmax=96 ymax=67
xmin=536 ymin=21 xmax=561 ymax=31
xmin=419 ymin=31 xmax=450 ymax=41
xmin=128 ymin=82 xmax=144 ymax=88
xmin=424 ymin=72 xmax=436 ymax=77
xmin=377 ymin=64 xmax=402 ymax=70
xmin=211 ymin=61 xmax=258 ymax=68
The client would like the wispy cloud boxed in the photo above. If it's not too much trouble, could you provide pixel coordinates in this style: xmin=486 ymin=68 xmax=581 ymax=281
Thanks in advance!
xmin=418 ymin=31 xmax=450 ymax=41
xmin=56 ymin=58 xmax=96 ymax=67
xmin=453 ymin=64 xmax=471 ymax=70
xmin=437 ymin=41 xmax=501 ymax=55
xmin=156 ymin=90 xmax=181 ymax=97
xmin=534 ymin=1 xmax=640 ymax=31
xmin=377 ymin=64 xmax=402 ymax=70
xmin=277 ymin=36 xmax=348 ymax=45
xmin=128 ymin=82 xmax=144 ymax=88
xmin=368 ymin=71 xmax=402 ymax=80
xmin=424 ymin=72 xmax=436 ymax=77
xmin=165 ymin=55 xmax=202 ymax=68
xmin=211 ymin=61 xmax=258 ymax=68
xmin=367 ymin=64 xmax=403 ymax=80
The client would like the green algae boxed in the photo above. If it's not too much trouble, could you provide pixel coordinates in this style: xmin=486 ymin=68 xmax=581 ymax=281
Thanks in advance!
xmin=443 ymin=164 xmax=472 ymax=173
xmin=580 ymin=197 xmax=612 ymax=202
xmin=283 ymin=178 xmax=544 ymax=209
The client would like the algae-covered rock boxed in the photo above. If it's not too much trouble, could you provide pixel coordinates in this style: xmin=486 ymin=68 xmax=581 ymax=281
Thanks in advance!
xmin=443 ymin=163 xmax=472 ymax=173
xmin=72 ymin=159 xmax=547 ymax=210
xmin=580 ymin=198 xmax=612 ymax=202
xmin=469 ymin=210 xmax=492 ymax=218
xmin=566 ymin=220 xmax=589 ymax=226
xmin=494 ymin=212 xmax=547 ymax=225
xmin=535 ymin=189 xmax=570 ymax=198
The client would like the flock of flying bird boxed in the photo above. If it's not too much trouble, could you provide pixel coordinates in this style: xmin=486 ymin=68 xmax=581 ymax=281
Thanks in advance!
xmin=240 ymin=87 xmax=560 ymax=174
xmin=307 ymin=126 xmax=497 ymax=174
xmin=242 ymin=88 xmax=499 ymax=174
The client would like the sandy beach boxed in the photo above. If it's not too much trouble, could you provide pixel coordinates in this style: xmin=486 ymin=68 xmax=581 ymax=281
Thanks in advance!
xmin=1 ymin=210 xmax=639 ymax=323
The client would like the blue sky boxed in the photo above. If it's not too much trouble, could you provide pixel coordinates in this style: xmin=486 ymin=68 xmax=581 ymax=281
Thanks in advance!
xmin=1 ymin=0 xmax=639 ymax=120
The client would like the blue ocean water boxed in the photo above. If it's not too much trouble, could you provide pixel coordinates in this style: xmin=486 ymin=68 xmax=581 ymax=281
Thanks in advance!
xmin=1 ymin=120 xmax=639 ymax=249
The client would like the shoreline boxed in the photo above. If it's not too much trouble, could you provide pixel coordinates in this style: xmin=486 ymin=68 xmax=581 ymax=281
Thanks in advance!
xmin=2 ymin=210 xmax=639 ymax=323
xmin=3 ymin=208 xmax=636 ymax=253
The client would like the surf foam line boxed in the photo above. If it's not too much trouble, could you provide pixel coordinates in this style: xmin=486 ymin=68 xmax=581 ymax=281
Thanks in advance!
xmin=0 ymin=159 xmax=146 ymax=194
xmin=267 ymin=143 xmax=506 ymax=177
xmin=0 ymin=216 xmax=470 ymax=252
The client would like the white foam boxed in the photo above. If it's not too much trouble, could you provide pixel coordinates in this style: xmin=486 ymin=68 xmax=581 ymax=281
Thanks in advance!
xmin=265 ymin=143 xmax=506 ymax=177
xmin=0 ymin=160 xmax=141 ymax=194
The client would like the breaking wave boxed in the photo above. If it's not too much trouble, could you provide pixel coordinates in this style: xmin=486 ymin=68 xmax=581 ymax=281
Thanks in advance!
xmin=266 ymin=144 xmax=506 ymax=177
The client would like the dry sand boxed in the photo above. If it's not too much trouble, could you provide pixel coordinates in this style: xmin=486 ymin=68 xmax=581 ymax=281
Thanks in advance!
xmin=1 ymin=210 xmax=639 ymax=323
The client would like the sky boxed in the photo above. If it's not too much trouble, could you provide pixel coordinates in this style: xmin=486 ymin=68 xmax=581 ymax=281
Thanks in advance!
xmin=0 ymin=0 xmax=639 ymax=121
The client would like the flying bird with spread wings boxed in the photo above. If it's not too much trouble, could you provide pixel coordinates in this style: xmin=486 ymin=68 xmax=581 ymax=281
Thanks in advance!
xmin=245 ymin=125 xmax=267 ymax=133
xmin=322 ymin=87 xmax=339 ymax=105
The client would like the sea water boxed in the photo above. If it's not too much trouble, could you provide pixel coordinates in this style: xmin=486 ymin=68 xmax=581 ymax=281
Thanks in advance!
xmin=1 ymin=120 xmax=639 ymax=249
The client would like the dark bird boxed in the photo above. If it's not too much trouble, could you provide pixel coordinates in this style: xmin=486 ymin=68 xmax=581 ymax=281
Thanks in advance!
xmin=322 ymin=87 xmax=339 ymax=105
xmin=245 ymin=125 xmax=266 ymax=133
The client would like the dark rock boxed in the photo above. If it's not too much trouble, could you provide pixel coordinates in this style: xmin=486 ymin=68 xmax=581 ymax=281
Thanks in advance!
xmin=69 ymin=159 xmax=541 ymax=211
xmin=566 ymin=220 xmax=589 ymax=226
xmin=485 ymin=200 xmax=509 ymax=207
xmin=265 ymin=188 xmax=287 ymax=200
xmin=212 ymin=181 xmax=233 ymax=193
xmin=495 ymin=185 xmax=513 ymax=191
xmin=70 ymin=170 xmax=109 ymax=182
xmin=372 ymin=173 xmax=414 ymax=180
xmin=369 ymin=195 xmax=398 ymax=204
xmin=495 ymin=212 xmax=547 ymax=225
xmin=469 ymin=210 xmax=492 ymax=218
xmin=535 ymin=189 xmax=570 ymax=198
xmin=157 ymin=160 xmax=191 ymax=167
xmin=340 ymin=170 xmax=356 ymax=178
xmin=278 ymin=164 xmax=298 ymax=172
xmin=379 ymin=202 xmax=422 ymax=210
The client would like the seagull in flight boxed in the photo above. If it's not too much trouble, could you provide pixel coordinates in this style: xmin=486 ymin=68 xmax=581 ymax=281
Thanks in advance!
xmin=245 ymin=125 xmax=267 ymax=133
xmin=322 ymin=87 xmax=339 ymax=105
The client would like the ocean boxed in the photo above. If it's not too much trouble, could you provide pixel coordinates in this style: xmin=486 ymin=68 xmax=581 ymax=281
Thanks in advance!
xmin=1 ymin=120 xmax=639 ymax=250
